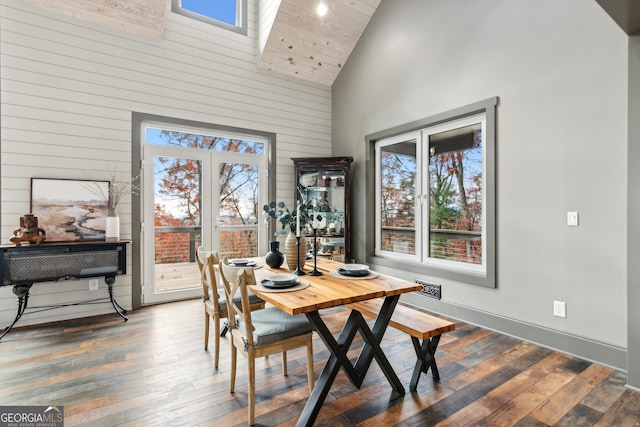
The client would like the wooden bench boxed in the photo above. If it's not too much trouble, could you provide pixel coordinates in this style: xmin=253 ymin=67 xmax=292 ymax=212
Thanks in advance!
xmin=349 ymin=298 xmax=455 ymax=391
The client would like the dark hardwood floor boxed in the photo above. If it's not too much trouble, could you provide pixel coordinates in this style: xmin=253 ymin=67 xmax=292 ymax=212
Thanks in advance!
xmin=0 ymin=299 xmax=638 ymax=426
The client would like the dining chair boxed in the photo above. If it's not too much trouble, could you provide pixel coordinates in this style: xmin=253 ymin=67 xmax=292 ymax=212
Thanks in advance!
xmin=219 ymin=258 xmax=315 ymax=425
xmin=196 ymin=247 xmax=265 ymax=369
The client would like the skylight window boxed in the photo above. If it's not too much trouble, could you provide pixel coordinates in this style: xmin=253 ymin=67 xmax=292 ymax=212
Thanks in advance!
xmin=172 ymin=0 xmax=247 ymax=35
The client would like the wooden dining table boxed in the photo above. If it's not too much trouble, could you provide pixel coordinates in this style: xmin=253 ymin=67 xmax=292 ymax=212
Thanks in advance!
xmin=250 ymin=257 xmax=421 ymax=427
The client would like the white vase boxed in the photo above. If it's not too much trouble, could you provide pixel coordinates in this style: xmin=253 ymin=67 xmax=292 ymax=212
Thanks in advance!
xmin=105 ymin=212 xmax=120 ymax=241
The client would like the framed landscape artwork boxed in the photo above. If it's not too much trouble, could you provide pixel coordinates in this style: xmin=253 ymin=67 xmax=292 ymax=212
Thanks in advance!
xmin=30 ymin=178 xmax=110 ymax=242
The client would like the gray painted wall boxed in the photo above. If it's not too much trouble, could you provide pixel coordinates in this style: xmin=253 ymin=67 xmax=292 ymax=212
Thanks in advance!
xmin=332 ymin=0 xmax=632 ymax=379
xmin=628 ymin=34 xmax=640 ymax=389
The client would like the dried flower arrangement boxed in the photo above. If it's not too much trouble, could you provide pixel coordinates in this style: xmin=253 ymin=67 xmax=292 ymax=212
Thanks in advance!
xmin=84 ymin=169 xmax=140 ymax=215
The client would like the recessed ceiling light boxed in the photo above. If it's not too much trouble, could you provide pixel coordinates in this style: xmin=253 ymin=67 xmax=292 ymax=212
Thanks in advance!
xmin=317 ymin=3 xmax=328 ymax=16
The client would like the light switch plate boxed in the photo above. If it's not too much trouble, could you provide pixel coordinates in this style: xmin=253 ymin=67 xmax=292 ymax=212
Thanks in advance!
xmin=567 ymin=211 xmax=579 ymax=226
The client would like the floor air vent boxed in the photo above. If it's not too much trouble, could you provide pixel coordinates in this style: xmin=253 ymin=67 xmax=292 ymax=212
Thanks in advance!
xmin=416 ymin=279 xmax=441 ymax=300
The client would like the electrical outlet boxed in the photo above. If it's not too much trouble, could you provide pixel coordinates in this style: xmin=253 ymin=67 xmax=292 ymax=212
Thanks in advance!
xmin=553 ymin=300 xmax=566 ymax=318
xmin=89 ymin=279 xmax=99 ymax=291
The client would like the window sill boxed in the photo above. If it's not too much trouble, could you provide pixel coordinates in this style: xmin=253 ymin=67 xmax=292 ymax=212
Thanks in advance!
xmin=367 ymin=255 xmax=495 ymax=288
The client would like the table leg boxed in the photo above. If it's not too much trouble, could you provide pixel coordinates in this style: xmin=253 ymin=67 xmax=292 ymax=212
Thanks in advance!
xmin=1 ymin=277 xmax=128 ymax=343
xmin=297 ymin=295 xmax=405 ymax=427
xmin=353 ymin=296 xmax=405 ymax=392
xmin=0 ymin=284 xmax=32 ymax=342
xmin=409 ymin=334 xmax=442 ymax=391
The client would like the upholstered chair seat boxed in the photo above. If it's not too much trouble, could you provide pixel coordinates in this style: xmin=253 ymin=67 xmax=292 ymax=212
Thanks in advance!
xmin=236 ymin=307 xmax=313 ymax=346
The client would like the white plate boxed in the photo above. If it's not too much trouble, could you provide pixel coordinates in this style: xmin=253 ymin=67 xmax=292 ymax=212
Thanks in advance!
xmin=267 ymin=274 xmax=298 ymax=284
xmin=339 ymin=264 xmax=369 ymax=272
xmin=300 ymin=173 xmax=318 ymax=187
xmin=230 ymin=258 xmax=251 ymax=265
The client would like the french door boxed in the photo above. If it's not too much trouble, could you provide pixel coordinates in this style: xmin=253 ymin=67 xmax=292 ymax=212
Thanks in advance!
xmin=142 ymin=132 xmax=267 ymax=304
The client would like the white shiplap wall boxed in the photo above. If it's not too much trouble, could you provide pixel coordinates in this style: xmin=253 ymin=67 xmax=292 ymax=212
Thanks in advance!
xmin=0 ymin=0 xmax=331 ymax=328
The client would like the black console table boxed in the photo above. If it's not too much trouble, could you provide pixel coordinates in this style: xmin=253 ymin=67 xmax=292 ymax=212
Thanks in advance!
xmin=0 ymin=240 xmax=129 ymax=341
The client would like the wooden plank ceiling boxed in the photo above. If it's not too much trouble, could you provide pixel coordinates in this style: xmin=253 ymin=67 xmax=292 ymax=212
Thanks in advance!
xmin=22 ymin=0 xmax=165 ymax=39
xmin=22 ymin=0 xmax=380 ymax=86
xmin=258 ymin=0 xmax=382 ymax=86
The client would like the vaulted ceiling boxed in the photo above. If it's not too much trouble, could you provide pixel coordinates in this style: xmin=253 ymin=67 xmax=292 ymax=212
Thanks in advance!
xmin=21 ymin=0 xmax=381 ymax=87
xmin=261 ymin=0 xmax=640 ymax=86
xmin=19 ymin=0 xmax=640 ymax=87
xmin=257 ymin=0 xmax=382 ymax=87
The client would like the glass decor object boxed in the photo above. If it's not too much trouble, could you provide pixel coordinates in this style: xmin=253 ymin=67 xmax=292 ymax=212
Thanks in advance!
xmin=292 ymin=157 xmax=353 ymax=262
